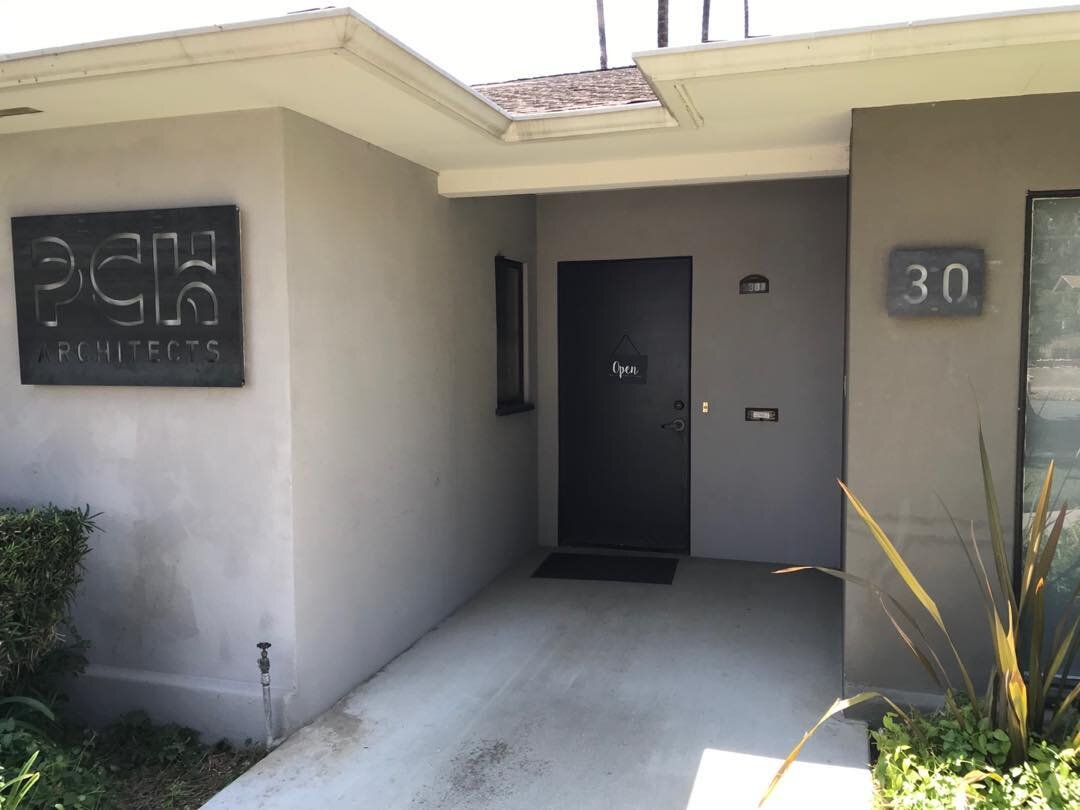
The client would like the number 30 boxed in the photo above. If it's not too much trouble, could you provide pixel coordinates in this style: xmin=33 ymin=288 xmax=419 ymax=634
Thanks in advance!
xmin=903 ymin=262 xmax=969 ymax=305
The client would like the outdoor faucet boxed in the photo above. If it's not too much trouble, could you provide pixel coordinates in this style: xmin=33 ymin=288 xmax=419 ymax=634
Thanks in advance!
xmin=257 ymin=642 xmax=278 ymax=751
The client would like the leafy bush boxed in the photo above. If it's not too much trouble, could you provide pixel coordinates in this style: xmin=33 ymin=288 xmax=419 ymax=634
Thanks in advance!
xmin=0 ymin=693 xmax=105 ymax=810
xmin=0 ymin=723 xmax=106 ymax=810
xmin=0 ymin=506 xmax=103 ymax=808
xmin=0 ymin=507 xmax=97 ymax=690
xmin=0 ymin=708 xmax=263 ymax=810
xmin=0 ymin=508 xmax=261 ymax=807
xmin=873 ymin=702 xmax=1080 ymax=808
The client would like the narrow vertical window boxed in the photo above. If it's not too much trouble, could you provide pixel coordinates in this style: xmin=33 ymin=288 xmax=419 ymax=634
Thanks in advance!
xmin=1021 ymin=191 xmax=1080 ymax=677
xmin=495 ymin=256 xmax=531 ymax=415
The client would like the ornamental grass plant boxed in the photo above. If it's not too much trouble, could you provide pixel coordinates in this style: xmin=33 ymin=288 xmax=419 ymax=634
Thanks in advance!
xmin=761 ymin=417 xmax=1080 ymax=807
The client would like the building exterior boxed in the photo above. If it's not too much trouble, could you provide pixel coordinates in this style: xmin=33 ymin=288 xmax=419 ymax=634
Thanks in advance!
xmin=2 ymin=6 xmax=1080 ymax=741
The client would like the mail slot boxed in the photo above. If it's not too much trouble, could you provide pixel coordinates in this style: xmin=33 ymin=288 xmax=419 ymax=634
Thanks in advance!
xmin=745 ymin=407 xmax=779 ymax=422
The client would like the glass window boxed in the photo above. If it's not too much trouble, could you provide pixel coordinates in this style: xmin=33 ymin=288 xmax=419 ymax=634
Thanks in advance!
xmin=495 ymin=257 xmax=531 ymax=415
xmin=1021 ymin=192 xmax=1080 ymax=677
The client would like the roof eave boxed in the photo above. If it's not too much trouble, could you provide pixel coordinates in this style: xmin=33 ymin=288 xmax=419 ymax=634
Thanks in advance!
xmin=632 ymin=3 xmax=1080 ymax=80
xmin=0 ymin=9 xmax=515 ymax=139
xmin=0 ymin=10 xmax=680 ymax=143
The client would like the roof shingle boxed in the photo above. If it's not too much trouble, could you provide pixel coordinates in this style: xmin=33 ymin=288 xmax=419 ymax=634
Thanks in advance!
xmin=473 ymin=66 xmax=656 ymax=115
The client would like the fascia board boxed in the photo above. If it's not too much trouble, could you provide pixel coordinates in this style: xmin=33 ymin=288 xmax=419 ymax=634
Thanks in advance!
xmin=633 ymin=5 xmax=1080 ymax=82
xmin=0 ymin=8 xmax=691 ymax=144
xmin=504 ymin=103 xmax=677 ymax=142
xmin=437 ymin=142 xmax=850 ymax=197
xmin=334 ymin=17 xmax=510 ymax=140
xmin=0 ymin=9 xmax=676 ymax=144
xmin=0 ymin=9 xmax=515 ymax=139
xmin=0 ymin=11 xmax=353 ymax=87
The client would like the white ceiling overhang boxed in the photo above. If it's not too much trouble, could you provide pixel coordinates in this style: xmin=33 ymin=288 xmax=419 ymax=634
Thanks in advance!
xmin=3 ymin=6 xmax=1080 ymax=197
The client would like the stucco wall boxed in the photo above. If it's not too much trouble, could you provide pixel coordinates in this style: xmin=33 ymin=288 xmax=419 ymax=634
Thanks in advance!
xmin=281 ymin=112 xmax=538 ymax=723
xmin=845 ymin=93 xmax=1080 ymax=699
xmin=536 ymin=179 xmax=847 ymax=564
xmin=0 ymin=107 xmax=538 ymax=740
xmin=0 ymin=109 xmax=297 ymax=740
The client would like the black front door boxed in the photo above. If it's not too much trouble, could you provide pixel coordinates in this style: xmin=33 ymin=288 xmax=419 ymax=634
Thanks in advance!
xmin=558 ymin=257 xmax=691 ymax=552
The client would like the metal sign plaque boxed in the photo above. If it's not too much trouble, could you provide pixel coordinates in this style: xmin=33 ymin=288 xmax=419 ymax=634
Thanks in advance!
xmin=11 ymin=206 xmax=244 ymax=386
xmin=887 ymin=247 xmax=984 ymax=316
xmin=745 ymin=407 xmax=779 ymax=422
xmin=739 ymin=274 xmax=769 ymax=294
xmin=609 ymin=354 xmax=648 ymax=384
xmin=608 ymin=333 xmax=647 ymax=384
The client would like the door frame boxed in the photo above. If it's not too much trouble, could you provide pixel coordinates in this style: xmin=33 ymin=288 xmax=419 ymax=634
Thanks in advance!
xmin=556 ymin=255 xmax=693 ymax=554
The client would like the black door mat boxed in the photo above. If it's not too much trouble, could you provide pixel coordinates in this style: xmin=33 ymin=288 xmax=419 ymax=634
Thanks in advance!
xmin=532 ymin=552 xmax=678 ymax=585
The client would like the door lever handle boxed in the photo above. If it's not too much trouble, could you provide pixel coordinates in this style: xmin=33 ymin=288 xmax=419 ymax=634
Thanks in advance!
xmin=660 ymin=418 xmax=686 ymax=433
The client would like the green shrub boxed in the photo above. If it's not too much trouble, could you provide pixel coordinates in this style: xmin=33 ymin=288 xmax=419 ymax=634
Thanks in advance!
xmin=0 ymin=722 xmax=106 ymax=810
xmin=873 ymin=702 xmax=1080 ymax=808
xmin=0 ymin=693 xmax=105 ymax=810
xmin=0 ymin=507 xmax=97 ymax=691
xmin=0 ymin=709 xmax=263 ymax=810
xmin=0 ymin=508 xmax=259 ymax=807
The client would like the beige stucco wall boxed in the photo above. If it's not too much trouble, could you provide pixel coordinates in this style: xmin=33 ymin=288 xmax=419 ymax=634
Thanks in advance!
xmin=281 ymin=112 xmax=538 ymax=723
xmin=0 ymin=109 xmax=298 ymax=740
xmin=845 ymin=92 xmax=1080 ymax=699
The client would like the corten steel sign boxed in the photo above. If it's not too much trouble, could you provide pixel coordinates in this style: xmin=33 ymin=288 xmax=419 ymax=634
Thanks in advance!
xmin=11 ymin=206 xmax=244 ymax=386
xmin=887 ymin=247 xmax=985 ymax=316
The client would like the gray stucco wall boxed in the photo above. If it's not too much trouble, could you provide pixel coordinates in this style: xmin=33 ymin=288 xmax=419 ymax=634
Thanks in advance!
xmin=0 ymin=109 xmax=298 ymax=740
xmin=537 ymin=180 xmax=847 ymax=564
xmin=281 ymin=112 xmax=538 ymax=724
xmin=845 ymin=93 xmax=1080 ymax=699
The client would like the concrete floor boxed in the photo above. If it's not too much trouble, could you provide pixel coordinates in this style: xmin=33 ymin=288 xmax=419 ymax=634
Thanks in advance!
xmin=206 ymin=553 xmax=871 ymax=809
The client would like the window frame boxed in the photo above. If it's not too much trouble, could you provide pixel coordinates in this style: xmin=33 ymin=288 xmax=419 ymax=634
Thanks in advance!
xmin=494 ymin=255 xmax=533 ymax=416
xmin=1015 ymin=190 xmax=1080 ymax=690
xmin=1015 ymin=189 xmax=1080 ymax=589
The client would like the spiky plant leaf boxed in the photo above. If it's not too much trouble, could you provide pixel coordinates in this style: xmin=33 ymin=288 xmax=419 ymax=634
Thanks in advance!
xmin=759 ymin=692 xmax=916 ymax=807
xmin=977 ymin=418 xmax=1015 ymax=616
xmin=839 ymin=481 xmax=979 ymax=707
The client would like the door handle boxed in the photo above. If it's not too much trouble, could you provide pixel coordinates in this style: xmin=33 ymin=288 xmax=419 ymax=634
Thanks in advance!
xmin=660 ymin=418 xmax=686 ymax=433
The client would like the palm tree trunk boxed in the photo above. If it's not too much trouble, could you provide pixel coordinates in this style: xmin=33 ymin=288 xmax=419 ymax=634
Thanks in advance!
xmin=701 ymin=0 xmax=711 ymax=42
xmin=658 ymin=0 xmax=669 ymax=48
xmin=596 ymin=0 xmax=608 ymax=70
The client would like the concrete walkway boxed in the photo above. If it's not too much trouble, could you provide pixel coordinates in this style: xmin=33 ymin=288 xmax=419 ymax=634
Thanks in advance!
xmin=206 ymin=554 xmax=871 ymax=809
